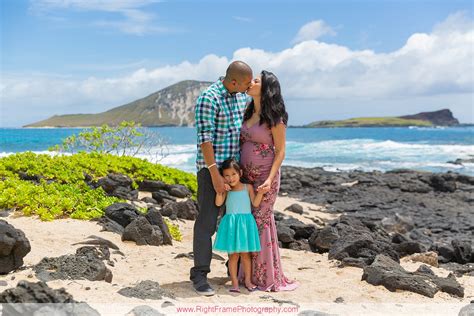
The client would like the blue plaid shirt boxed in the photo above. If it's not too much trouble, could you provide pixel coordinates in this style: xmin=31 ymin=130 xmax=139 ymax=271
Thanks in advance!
xmin=195 ymin=77 xmax=249 ymax=171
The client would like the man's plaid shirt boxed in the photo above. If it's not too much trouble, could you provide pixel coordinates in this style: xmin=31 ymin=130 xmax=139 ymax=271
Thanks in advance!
xmin=195 ymin=78 xmax=249 ymax=171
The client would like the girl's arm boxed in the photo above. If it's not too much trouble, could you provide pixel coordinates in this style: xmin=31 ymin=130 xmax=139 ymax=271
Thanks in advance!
xmin=257 ymin=122 xmax=286 ymax=191
xmin=215 ymin=191 xmax=227 ymax=207
xmin=248 ymin=184 xmax=269 ymax=207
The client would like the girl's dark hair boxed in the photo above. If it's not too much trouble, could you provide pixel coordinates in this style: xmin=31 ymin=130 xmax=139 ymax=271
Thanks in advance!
xmin=244 ymin=70 xmax=288 ymax=127
xmin=220 ymin=158 xmax=242 ymax=175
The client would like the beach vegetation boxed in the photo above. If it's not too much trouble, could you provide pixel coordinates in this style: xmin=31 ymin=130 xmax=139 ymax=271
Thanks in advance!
xmin=0 ymin=152 xmax=196 ymax=231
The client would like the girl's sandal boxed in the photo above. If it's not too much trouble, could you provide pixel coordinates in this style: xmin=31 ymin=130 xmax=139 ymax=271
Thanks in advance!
xmin=245 ymin=285 xmax=258 ymax=292
xmin=229 ymin=287 xmax=241 ymax=293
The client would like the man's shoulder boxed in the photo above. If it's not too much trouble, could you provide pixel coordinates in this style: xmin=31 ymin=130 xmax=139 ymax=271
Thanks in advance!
xmin=199 ymin=80 xmax=221 ymax=98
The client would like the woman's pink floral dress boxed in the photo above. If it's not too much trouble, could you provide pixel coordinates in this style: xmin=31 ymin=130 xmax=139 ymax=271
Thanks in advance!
xmin=239 ymin=121 xmax=298 ymax=292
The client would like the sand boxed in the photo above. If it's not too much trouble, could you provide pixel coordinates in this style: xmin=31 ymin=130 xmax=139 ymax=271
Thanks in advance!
xmin=1 ymin=196 xmax=472 ymax=315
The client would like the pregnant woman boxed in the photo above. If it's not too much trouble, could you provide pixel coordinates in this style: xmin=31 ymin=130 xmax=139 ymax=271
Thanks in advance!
xmin=239 ymin=70 xmax=299 ymax=292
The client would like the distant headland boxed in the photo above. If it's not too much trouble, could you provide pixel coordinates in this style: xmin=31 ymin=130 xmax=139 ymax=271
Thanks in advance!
xmin=23 ymin=80 xmax=466 ymax=128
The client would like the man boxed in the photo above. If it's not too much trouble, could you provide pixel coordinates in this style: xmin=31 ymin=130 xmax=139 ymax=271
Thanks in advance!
xmin=190 ymin=61 xmax=253 ymax=296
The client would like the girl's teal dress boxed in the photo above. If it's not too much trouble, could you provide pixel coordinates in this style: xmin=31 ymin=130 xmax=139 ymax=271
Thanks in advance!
xmin=213 ymin=184 xmax=261 ymax=253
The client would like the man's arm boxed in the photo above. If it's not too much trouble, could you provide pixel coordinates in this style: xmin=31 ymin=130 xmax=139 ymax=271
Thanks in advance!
xmin=195 ymin=93 xmax=227 ymax=194
xmin=201 ymin=142 xmax=226 ymax=193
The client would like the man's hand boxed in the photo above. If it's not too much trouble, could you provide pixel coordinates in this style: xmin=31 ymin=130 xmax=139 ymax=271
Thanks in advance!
xmin=210 ymin=171 xmax=227 ymax=194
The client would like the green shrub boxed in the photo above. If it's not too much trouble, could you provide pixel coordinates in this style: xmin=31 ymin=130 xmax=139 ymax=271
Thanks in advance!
xmin=0 ymin=177 xmax=122 ymax=221
xmin=0 ymin=152 xmax=197 ymax=221
xmin=165 ymin=218 xmax=183 ymax=242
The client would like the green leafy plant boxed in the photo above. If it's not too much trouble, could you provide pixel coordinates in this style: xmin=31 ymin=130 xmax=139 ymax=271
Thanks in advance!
xmin=0 ymin=152 xmax=197 ymax=221
xmin=165 ymin=218 xmax=183 ymax=242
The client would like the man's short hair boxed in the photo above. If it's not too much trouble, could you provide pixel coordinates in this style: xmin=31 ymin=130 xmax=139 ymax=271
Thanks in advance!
xmin=225 ymin=61 xmax=252 ymax=81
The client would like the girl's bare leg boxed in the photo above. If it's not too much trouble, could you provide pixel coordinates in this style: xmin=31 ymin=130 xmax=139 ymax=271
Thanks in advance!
xmin=228 ymin=253 xmax=240 ymax=289
xmin=240 ymin=253 xmax=256 ymax=288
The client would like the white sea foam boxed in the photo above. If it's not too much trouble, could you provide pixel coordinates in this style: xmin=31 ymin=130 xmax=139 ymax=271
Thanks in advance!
xmin=1 ymin=140 xmax=473 ymax=175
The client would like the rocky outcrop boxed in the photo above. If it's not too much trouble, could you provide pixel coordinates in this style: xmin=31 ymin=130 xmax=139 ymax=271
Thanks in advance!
xmin=96 ymin=173 xmax=138 ymax=200
xmin=362 ymin=254 xmax=464 ymax=298
xmin=0 ymin=281 xmax=100 ymax=315
xmin=399 ymin=109 xmax=460 ymax=126
xmin=33 ymin=246 xmax=113 ymax=283
xmin=24 ymin=80 xmax=212 ymax=127
xmin=0 ymin=220 xmax=31 ymax=274
xmin=280 ymin=166 xmax=474 ymax=260
xmin=98 ymin=202 xmax=175 ymax=246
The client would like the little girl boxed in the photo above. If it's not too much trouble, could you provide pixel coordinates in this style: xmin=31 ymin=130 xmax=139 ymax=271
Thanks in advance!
xmin=213 ymin=158 xmax=269 ymax=293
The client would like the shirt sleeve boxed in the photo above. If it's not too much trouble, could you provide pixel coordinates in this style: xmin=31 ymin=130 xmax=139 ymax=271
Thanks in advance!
xmin=195 ymin=93 xmax=218 ymax=145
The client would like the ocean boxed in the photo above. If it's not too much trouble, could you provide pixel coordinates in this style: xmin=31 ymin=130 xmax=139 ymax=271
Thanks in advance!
xmin=1 ymin=126 xmax=473 ymax=175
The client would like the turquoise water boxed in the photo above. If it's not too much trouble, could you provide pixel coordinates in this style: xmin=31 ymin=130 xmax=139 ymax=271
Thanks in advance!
xmin=1 ymin=126 xmax=473 ymax=175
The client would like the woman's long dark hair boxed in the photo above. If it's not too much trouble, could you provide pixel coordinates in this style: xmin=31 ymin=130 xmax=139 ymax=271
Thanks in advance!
xmin=244 ymin=70 xmax=288 ymax=127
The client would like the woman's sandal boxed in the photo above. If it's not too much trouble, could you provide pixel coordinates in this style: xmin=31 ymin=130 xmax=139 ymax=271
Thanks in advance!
xmin=229 ymin=287 xmax=241 ymax=293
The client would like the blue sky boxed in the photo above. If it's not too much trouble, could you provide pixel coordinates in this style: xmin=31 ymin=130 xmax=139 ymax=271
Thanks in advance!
xmin=1 ymin=0 xmax=473 ymax=127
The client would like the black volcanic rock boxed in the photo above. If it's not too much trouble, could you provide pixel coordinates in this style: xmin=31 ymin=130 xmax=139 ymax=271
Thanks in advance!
xmin=362 ymin=254 xmax=464 ymax=298
xmin=399 ymin=109 xmax=459 ymax=126
xmin=33 ymin=246 xmax=113 ymax=282
xmin=0 ymin=281 xmax=100 ymax=315
xmin=0 ymin=220 xmax=31 ymax=274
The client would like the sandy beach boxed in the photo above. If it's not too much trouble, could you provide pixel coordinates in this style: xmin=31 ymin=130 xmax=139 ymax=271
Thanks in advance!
xmin=1 ymin=195 xmax=472 ymax=316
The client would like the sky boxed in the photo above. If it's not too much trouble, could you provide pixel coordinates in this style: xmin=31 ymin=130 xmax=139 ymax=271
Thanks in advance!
xmin=1 ymin=0 xmax=473 ymax=127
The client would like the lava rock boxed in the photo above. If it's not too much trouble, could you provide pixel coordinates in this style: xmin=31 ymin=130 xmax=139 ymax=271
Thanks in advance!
xmin=104 ymin=202 xmax=140 ymax=228
xmin=362 ymin=254 xmax=464 ymax=298
xmin=0 ymin=220 xmax=31 ymax=274
xmin=122 ymin=217 xmax=164 ymax=246
xmin=145 ymin=207 xmax=173 ymax=245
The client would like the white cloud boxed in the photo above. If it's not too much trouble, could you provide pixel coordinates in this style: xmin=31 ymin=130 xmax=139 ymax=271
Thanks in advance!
xmin=2 ymin=12 xmax=473 ymax=126
xmin=29 ymin=0 xmax=164 ymax=35
xmin=292 ymin=20 xmax=336 ymax=43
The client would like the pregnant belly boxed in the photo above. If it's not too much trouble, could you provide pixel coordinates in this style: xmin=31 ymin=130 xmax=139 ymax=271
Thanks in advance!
xmin=240 ymin=144 xmax=274 ymax=183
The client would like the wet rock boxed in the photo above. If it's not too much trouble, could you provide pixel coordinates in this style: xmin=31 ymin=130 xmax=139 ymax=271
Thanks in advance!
xmin=362 ymin=254 xmax=464 ymax=298
xmin=0 ymin=220 xmax=31 ymax=274
xmin=33 ymin=246 xmax=113 ymax=282
xmin=122 ymin=217 xmax=163 ymax=246
xmin=118 ymin=280 xmax=174 ymax=300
